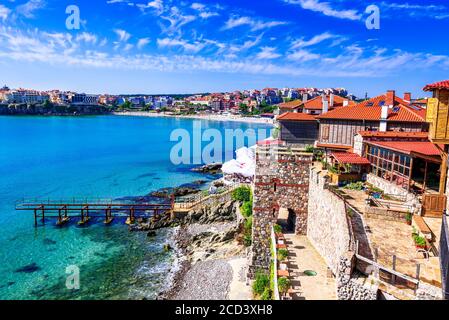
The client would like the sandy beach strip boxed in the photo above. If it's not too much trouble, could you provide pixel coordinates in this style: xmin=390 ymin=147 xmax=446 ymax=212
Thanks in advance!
xmin=112 ymin=111 xmax=274 ymax=125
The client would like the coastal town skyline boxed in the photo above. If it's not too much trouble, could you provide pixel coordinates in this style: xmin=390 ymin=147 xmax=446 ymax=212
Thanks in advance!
xmin=1 ymin=1 xmax=448 ymax=96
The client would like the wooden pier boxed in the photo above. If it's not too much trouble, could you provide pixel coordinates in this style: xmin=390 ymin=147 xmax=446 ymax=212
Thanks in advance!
xmin=15 ymin=198 xmax=173 ymax=227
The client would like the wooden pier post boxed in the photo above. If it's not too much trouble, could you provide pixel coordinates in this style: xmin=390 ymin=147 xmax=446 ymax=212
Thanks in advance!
xmin=34 ymin=208 xmax=37 ymax=227
xmin=58 ymin=208 xmax=62 ymax=225
xmin=41 ymin=205 xmax=45 ymax=224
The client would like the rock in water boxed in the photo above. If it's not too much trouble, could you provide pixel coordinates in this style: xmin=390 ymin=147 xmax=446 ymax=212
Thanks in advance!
xmin=147 ymin=231 xmax=157 ymax=237
xmin=150 ymin=187 xmax=200 ymax=198
xmin=191 ymin=163 xmax=222 ymax=174
xmin=163 ymin=244 xmax=172 ymax=252
xmin=15 ymin=263 xmax=41 ymax=273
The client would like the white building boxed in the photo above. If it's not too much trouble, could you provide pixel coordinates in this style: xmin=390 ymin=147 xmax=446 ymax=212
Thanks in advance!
xmin=5 ymin=90 xmax=49 ymax=104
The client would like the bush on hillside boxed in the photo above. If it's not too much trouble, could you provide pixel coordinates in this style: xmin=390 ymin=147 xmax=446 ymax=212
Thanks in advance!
xmin=232 ymin=186 xmax=251 ymax=202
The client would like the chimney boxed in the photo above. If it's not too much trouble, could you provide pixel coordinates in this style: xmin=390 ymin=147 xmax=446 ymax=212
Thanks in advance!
xmin=380 ymin=97 xmax=390 ymax=132
xmin=302 ymin=93 xmax=308 ymax=102
xmin=403 ymin=92 xmax=411 ymax=103
xmin=381 ymin=105 xmax=388 ymax=120
xmin=329 ymin=94 xmax=334 ymax=107
xmin=386 ymin=90 xmax=395 ymax=107
xmin=343 ymin=99 xmax=349 ymax=107
xmin=322 ymin=94 xmax=329 ymax=114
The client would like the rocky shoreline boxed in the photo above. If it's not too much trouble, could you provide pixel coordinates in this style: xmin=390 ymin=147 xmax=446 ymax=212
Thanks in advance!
xmin=154 ymin=200 xmax=249 ymax=300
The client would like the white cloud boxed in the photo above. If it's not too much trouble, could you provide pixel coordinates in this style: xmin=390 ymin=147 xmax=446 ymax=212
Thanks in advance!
xmin=114 ymin=29 xmax=131 ymax=42
xmin=124 ymin=43 xmax=134 ymax=51
xmin=222 ymin=16 xmax=288 ymax=31
xmin=190 ymin=2 xmax=219 ymax=19
xmin=230 ymin=34 xmax=264 ymax=52
xmin=284 ymin=0 xmax=362 ymax=21
xmin=137 ymin=0 xmax=164 ymax=15
xmin=287 ymin=49 xmax=320 ymax=62
xmin=76 ymin=32 xmax=97 ymax=44
xmin=1 ymin=25 xmax=449 ymax=79
xmin=107 ymin=0 xmax=130 ymax=4
xmin=191 ymin=3 xmax=205 ymax=11
xmin=379 ymin=1 xmax=449 ymax=20
xmin=137 ymin=38 xmax=150 ymax=49
xmin=256 ymin=47 xmax=281 ymax=59
xmin=157 ymin=37 xmax=205 ymax=52
xmin=0 ymin=5 xmax=11 ymax=21
xmin=160 ymin=7 xmax=196 ymax=35
xmin=291 ymin=32 xmax=336 ymax=49
xmin=16 ymin=0 xmax=46 ymax=19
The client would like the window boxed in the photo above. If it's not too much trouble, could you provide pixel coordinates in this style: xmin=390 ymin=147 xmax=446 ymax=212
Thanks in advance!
xmin=322 ymin=125 xmax=329 ymax=140
xmin=366 ymin=145 xmax=412 ymax=189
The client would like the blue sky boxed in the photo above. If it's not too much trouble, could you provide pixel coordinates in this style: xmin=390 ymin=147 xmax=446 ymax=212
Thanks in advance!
xmin=0 ymin=0 xmax=448 ymax=97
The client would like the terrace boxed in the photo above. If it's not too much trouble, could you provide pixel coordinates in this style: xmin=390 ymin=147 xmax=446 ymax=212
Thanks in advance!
xmin=338 ymin=186 xmax=443 ymax=298
xmin=313 ymin=158 xmax=443 ymax=298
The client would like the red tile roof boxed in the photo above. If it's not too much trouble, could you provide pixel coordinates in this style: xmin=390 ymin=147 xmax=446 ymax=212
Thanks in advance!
xmin=423 ymin=80 xmax=449 ymax=91
xmin=316 ymin=94 xmax=426 ymax=122
xmin=303 ymin=95 xmax=355 ymax=110
xmin=357 ymin=131 xmax=429 ymax=139
xmin=366 ymin=141 xmax=442 ymax=157
xmin=316 ymin=143 xmax=353 ymax=150
xmin=278 ymin=99 xmax=302 ymax=110
xmin=276 ymin=112 xmax=317 ymax=121
xmin=413 ymin=98 xmax=428 ymax=104
xmin=331 ymin=152 xmax=371 ymax=165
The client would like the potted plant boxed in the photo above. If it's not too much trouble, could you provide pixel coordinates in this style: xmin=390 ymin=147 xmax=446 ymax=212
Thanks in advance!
xmin=413 ymin=234 xmax=427 ymax=250
xmin=278 ymin=277 xmax=291 ymax=299
xmin=278 ymin=248 xmax=289 ymax=262
xmin=273 ymin=224 xmax=283 ymax=236
xmin=405 ymin=212 xmax=412 ymax=225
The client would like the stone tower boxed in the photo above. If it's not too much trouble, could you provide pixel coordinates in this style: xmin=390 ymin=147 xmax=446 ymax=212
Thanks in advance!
xmin=249 ymin=146 xmax=313 ymax=275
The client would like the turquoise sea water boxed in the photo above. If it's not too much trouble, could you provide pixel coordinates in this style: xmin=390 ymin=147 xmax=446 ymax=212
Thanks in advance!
xmin=0 ymin=115 xmax=270 ymax=300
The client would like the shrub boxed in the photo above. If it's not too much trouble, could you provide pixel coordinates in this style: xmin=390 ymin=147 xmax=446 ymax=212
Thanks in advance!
xmin=260 ymin=288 xmax=272 ymax=300
xmin=273 ymin=224 xmax=282 ymax=234
xmin=244 ymin=216 xmax=253 ymax=231
xmin=344 ymin=181 xmax=364 ymax=191
xmin=304 ymin=145 xmax=315 ymax=153
xmin=243 ymin=234 xmax=252 ymax=247
xmin=405 ymin=212 xmax=412 ymax=222
xmin=278 ymin=277 xmax=291 ymax=296
xmin=241 ymin=200 xmax=253 ymax=217
xmin=232 ymin=186 xmax=251 ymax=202
xmin=243 ymin=217 xmax=253 ymax=247
xmin=278 ymin=248 xmax=289 ymax=261
xmin=253 ymin=271 xmax=270 ymax=296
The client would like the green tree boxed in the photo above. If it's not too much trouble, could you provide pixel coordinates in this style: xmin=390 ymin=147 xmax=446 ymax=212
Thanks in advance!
xmin=42 ymin=99 xmax=53 ymax=111
xmin=239 ymin=103 xmax=249 ymax=115
xmin=120 ymin=100 xmax=132 ymax=110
